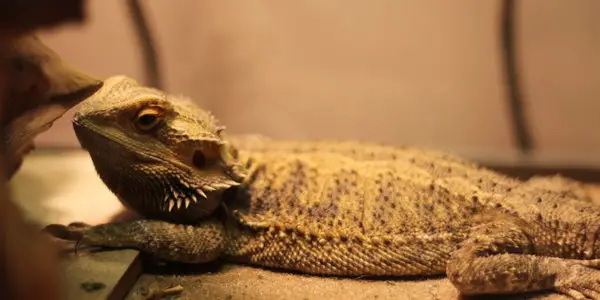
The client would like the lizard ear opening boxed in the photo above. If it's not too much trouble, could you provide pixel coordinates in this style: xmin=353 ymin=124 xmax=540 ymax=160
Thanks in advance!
xmin=192 ymin=145 xmax=220 ymax=169
xmin=193 ymin=150 xmax=207 ymax=168
xmin=191 ymin=140 xmax=223 ymax=169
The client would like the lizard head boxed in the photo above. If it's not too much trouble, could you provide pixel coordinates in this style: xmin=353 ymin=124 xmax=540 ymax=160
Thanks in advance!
xmin=72 ymin=75 xmax=246 ymax=223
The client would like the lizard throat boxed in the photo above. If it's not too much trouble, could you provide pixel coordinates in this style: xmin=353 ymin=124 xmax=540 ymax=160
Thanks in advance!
xmin=105 ymin=163 xmax=226 ymax=224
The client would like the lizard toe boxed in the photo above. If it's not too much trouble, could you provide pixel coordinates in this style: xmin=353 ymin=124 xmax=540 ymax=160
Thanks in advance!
xmin=559 ymin=288 xmax=588 ymax=300
xmin=67 ymin=222 xmax=92 ymax=229
xmin=580 ymin=288 xmax=600 ymax=300
xmin=42 ymin=223 xmax=87 ymax=241
xmin=556 ymin=264 xmax=600 ymax=300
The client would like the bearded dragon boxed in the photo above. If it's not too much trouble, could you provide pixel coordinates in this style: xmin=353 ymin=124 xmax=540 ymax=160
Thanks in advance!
xmin=45 ymin=75 xmax=600 ymax=299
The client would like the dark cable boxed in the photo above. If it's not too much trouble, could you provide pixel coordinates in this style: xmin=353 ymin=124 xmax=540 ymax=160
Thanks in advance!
xmin=500 ymin=0 xmax=534 ymax=154
xmin=123 ymin=1 xmax=531 ymax=154
xmin=125 ymin=0 xmax=163 ymax=89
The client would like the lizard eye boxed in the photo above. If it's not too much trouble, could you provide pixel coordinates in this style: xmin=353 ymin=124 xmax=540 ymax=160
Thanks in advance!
xmin=135 ymin=107 xmax=162 ymax=131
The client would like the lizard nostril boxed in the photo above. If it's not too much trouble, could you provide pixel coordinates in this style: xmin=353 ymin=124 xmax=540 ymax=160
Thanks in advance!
xmin=193 ymin=150 xmax=206 ymax=169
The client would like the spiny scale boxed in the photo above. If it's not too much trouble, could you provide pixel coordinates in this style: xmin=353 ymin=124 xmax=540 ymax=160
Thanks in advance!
xmin=224 ymin=180 xmax=241 ymax=187
xmin=164 ymin=187 xmax=209 ymax=212
xmin=196 ymin=189 xmax=207 ymax=198
xmin=160 ymin=178 xmax=241 ymax=212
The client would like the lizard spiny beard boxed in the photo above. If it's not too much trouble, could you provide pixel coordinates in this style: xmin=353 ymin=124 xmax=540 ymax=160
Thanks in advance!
xmin=90 ymin=154 xmax=237 ymax=224
xmin=135 ymin=164 xmax=240 ymax=214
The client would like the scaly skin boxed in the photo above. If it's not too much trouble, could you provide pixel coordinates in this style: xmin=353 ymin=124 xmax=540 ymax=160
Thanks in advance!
xmin=45 ymin=75 xmax=600 ymax=299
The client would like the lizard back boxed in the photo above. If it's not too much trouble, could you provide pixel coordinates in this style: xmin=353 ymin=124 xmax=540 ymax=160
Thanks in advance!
xmin=221 ymin=146 xmax=516 ymax=275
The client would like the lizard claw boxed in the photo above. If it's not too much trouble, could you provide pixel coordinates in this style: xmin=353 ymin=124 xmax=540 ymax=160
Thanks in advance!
xmin=67 ymin=221 xmax=92 ymax=228
xmin=42 ymin=222 xmax=94 ymax=255
xmin=42 ymin=222 xmax=133 ymax=251
xmin=42 ymin=223 xmax=88 ymax=241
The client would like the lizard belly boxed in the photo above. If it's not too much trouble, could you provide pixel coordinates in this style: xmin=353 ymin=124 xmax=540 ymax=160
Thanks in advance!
xmin=223 ymin=225 xmax=469 ymax=276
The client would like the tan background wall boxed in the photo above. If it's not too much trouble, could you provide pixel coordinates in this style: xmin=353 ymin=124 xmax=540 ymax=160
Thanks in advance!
xmin=34 ymin=0 xmax=600 ymax=162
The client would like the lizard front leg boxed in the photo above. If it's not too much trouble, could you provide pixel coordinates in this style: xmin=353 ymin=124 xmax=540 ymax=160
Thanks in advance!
xmin=43 ymin=218 xmax=227 ymax=264
xmin=447 ymin=220 xmax=600 ymax=299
